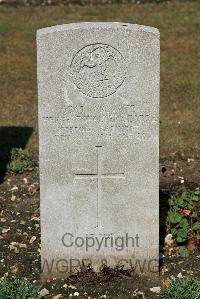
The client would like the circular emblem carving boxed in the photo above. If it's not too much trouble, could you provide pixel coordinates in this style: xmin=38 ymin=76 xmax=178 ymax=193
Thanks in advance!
xmin=70 ymin=43 xmax=126 ymax=98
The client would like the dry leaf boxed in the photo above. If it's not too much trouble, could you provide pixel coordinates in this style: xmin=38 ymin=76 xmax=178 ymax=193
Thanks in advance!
xmin=20 ymin=220 xmax=26 ymax=225
xmin=132 ymin=289 xmax=145 ymax=298
xmin=11 ymin=194 xmax=16 ymax=201
xmin=10 ymin=265 xmax=18 ymax=274
xmin=68 ymin=285 xmax=76 ymax=289
xmin=40 ymin=288 xmax=49 ymax=296
xmin=31 ymin=216 xmax=40 ymax=222
xmin=2 ymin=228 xmax=10 ymax=234
xmin=161 ymin=278 xmax=172 ymax=286
xmin=63 ymin=284 xmax=68 ymax=288
xmin=11 ymin=186 xmax=18 ymax=191
xmin=29 ymin=236 xmax=37 ymax=244
xmin=23 ymin=177 xmax=28 ymax=184
xmin=18 ymin=243 xmax=27 ymax=249
xmin=150 ymin=287 xmax=161 ymax=294
xmin=9 ymin=244 xmax=19 ymax=253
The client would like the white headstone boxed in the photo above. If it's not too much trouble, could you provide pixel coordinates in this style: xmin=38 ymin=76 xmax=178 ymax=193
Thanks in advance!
xmin=37 ymin=22 xmax=160 ymax=278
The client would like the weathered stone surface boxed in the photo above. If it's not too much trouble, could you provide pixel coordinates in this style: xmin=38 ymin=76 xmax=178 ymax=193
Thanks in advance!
xmin=37 ymin=22 xmax=160 ymax=277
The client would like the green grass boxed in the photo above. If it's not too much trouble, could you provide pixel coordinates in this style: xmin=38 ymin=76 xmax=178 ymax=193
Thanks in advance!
xmin=161 ymin=277 xmax=200 ymax=299
xmin=0 ymin=278 xmax=41 ymax=299
xmin=0 ymin=1 xmax=199 ymax=156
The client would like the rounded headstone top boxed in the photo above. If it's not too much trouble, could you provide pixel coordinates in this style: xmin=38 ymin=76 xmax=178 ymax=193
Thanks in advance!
xmin=37 ymin=22 xmax=160 ymax=37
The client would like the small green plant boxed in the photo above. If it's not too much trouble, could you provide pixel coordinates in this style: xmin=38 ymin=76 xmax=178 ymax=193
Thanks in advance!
xmin=160 ymin=277 xmax=200 ymax=299
xmin=167 ymin=192 xmax=200 ymax=246
xmin=0 ymin=278 xmax=41 ymax=299
xmin=7 ymin=148 xmax=38 ymax=174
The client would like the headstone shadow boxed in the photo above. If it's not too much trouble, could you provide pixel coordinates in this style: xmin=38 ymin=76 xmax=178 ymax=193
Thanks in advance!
xmin=159 ymin=189 xmax=170 ymax=269
xmin=0 ymin=126 xmax=33 ymax=183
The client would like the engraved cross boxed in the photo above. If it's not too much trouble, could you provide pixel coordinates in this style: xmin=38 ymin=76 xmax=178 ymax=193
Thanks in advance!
xmin=74 ymin=146 xmax=125 ymax=228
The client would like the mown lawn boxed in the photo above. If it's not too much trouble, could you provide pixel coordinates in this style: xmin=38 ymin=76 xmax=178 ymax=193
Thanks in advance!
xmin=0 ymin=1 xmax=199 ymax=156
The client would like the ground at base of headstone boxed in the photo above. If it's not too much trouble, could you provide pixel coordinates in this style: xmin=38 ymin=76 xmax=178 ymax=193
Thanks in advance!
xmin=0 ymin=155 xmax=200 ymax=298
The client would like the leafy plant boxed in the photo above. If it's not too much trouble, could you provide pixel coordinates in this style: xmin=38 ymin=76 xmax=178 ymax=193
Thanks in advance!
xmin=0 ymin=278 xmax=41 ymax=299
xmin=160 ymin=277 xmax=200 ymax=299
xmin=167 ymin=192 xmax=200 ymax=246
xmin=179 ymin=247 xmax=190 ymax=258
xmin=7 ymin=148 xmax=38 ymax=174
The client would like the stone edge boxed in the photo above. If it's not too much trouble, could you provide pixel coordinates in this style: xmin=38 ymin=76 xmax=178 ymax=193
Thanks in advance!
xmin=36 ymin=22 xmax=160 ymax=37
